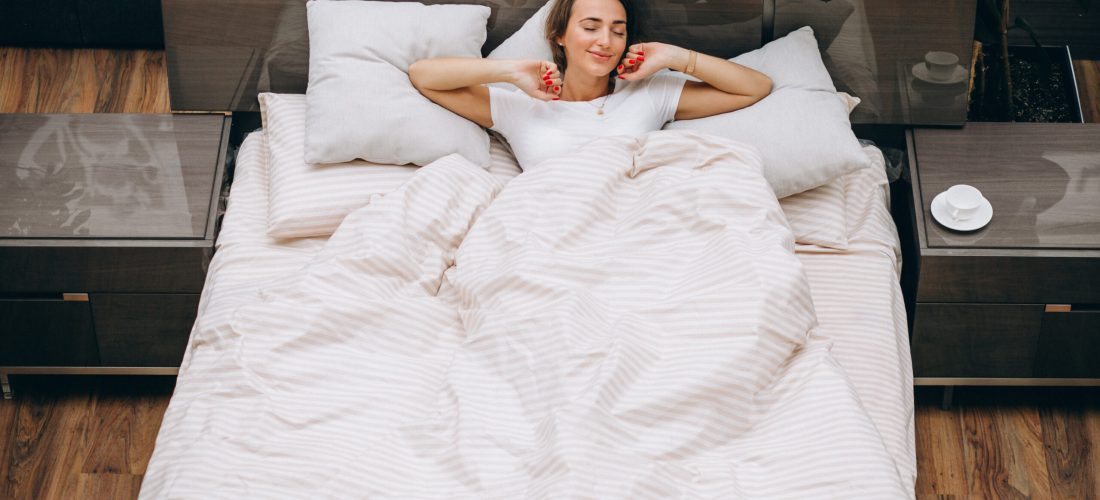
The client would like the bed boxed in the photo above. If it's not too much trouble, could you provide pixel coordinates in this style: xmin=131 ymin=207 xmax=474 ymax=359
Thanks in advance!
xmin=139 ymin=135 xmax=914 ymax=497
xmin=141 ymin=0 xmax=922 ymax=497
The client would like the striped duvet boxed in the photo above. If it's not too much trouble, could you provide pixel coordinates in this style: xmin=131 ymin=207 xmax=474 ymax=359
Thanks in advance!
xmin=141 ymin=130 xmax=913 ymax=499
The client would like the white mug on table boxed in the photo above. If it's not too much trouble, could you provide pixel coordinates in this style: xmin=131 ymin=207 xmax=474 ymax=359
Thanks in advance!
xmin=944 ymin=184 xmax=983 ymax=221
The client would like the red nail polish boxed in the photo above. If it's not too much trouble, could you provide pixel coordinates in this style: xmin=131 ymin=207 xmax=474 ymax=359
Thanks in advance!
xmin=638 ymin=50 xmax=644 ymax=54
xmin=617 ymin=75 xmax=625 ymax=79
xmin=638 ymin=56 xmax=645 ymax=61
xmin=628 ymin=59 xmax=636 ymax=64
xmin=617 ymin=65 xmax=623 ymax=70
xmin=553 ymin=97 xmax=560 ymax=100
xmin=554 ymin=86 xmax=560 ymax=91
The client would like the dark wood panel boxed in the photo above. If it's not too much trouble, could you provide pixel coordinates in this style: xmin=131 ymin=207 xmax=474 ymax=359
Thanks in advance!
xmin=0 ymin=299 xmax=99 ymax=366
xmin=916 ymin=253 xmax=1100 ymax=303
xmin=1007 ymin=0 xmax=1100 ymax=60
xmin=911 ymin=303 xmax=1044 ymax=377
xmin=77 ymin=0 xmax=165 ymax=49
xmin=0 ymin=114 xmax=224 ymax=239
xmin=1035 ymin=310 xmax=1100 ymax=378
xmin=778 ymin=0 xmax=976 ymax=125
xmin=161 ymin=0 xmax=761 ymax=112
xmin=0 ymin=0 xmax=82 ymax=47
xmin=91 ymin=294 xmax=199 ymax=367
xmin=0 ymin=245 xmax=211 ymax=294
xmin=913 ymin=123 xmax=1100 ymax=250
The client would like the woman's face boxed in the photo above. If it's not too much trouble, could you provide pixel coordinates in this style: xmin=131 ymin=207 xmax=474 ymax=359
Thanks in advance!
xmin=556 ymin=0 xmax=628 ymax=79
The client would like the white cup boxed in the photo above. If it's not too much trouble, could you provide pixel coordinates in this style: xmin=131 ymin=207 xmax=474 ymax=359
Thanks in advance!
xmin=924 ymin=51 xmax=959 ymax=80
xmin=944 ymin=184 xmax=983 ymax=221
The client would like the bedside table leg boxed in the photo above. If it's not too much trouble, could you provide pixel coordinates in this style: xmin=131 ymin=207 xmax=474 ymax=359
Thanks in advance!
xmin=940 ymin=386 xmax=954 ymax=410
xmin=1 ymin=371 xmax=11 ymax=399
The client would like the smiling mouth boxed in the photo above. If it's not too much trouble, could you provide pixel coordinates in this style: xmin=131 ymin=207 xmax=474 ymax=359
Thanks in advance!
xmin=588 ymin=51 xmax=612 ymax=61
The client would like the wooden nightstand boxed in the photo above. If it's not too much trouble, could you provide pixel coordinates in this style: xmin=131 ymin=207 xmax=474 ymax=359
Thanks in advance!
xmin=905 ymin=123 xmax=1100 ymax=385
xmin=0 ymin=113 xmax=230 ymax=398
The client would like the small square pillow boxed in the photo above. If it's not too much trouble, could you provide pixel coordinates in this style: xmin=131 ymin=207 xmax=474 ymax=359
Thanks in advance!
xmin=665 ymin=26 xmax=869 ymax=198
xmin=260 ymin=93 xmax=419 ymax=239
xmin=304 ymin=0 xmax=492 ymax=167
xmin=774 ymin=91 xmax=864 ymax=250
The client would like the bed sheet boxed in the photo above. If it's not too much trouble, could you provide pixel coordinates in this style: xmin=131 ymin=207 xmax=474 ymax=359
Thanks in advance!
xmin=142 ymin=130 xmax=914 ymax=497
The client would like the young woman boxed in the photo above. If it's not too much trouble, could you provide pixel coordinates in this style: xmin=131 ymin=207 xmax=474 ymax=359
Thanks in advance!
xmin=409 ymin=0 xmax=772 ymax=170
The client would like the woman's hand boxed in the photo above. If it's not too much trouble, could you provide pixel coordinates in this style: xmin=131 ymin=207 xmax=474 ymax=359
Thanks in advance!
xmin=616 ymin=42 xmax=690 ymax=81
xmin=511 ymin=60 xmax=563 ymax=101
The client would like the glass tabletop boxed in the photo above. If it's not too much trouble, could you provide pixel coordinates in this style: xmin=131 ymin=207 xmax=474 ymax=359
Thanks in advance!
xmin=0 ymin=114 xmax=225 ymax=239
xmin=915 ymin=123 xmax=1100 ymax=250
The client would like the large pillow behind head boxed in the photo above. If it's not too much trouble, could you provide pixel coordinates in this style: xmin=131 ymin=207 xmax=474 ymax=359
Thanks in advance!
xmin=666 ymin=26 xmax=867 ymax=198
xmin=305 ymin=0 xmax=492 ymax=167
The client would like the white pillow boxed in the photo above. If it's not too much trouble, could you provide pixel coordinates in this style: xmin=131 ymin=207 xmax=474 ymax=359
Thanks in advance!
xmin=260 ymin=93 xmax=419 ymax=239
xmin=260 ymin=93 xmax=522 ymax=239
xmin=774 ymin=91 xmax=864 ymax=250
xmin=726 ymin=27 xmax=837 ymax=92
xmin=304 ymin=0 xmax=492 ymax=167
xmin=665 ymin=26 xmax=869 ymax=198
xmin=837 ymin=91 xmax=862 ymax=113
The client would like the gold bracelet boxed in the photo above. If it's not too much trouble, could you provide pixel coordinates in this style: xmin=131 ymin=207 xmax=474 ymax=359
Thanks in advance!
xmin=684 ymin=50 xmax=698 ymax=75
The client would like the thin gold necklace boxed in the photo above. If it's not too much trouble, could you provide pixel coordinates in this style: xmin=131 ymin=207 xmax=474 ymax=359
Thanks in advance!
xmin=585 ymin=93 xmax=611 ymax=115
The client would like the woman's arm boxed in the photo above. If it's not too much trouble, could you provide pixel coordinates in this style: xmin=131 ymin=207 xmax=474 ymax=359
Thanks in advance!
xmin=617 ymin=43 xmax=773 ymax=121
xmin=408 ymin=58 xmax=562 ymax=128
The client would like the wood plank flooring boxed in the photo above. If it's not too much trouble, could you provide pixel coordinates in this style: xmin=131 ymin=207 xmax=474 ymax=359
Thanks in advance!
xmin=1 ymin=47 xmax=1099 ymax=499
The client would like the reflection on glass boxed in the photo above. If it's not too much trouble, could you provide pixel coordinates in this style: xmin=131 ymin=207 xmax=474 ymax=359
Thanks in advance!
xmin=1 ymin=115 xmax=192 ymax=239
xmin=1036 ymin=151 xmax=1100 ymax=246
xmin=257 ymin=0 xmax=308 ymax=95
xmin=776 ymin=0 xmax=883 ymax=121
xmin=635 ymin=0 xmax=760 ymax=59
xmin=899 ymin=50 xmax=968 ymax=124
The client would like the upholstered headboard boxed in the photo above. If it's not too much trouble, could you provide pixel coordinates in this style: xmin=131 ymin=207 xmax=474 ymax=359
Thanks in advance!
xmin=162 ymin=0 xmax=976 ymax=125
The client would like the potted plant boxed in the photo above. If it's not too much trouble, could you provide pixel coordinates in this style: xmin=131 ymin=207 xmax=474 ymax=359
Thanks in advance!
xmin=967 ymin=0 xmax=1087 ymax=122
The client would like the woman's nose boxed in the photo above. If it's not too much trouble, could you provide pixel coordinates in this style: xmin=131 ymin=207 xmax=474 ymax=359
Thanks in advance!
xmin=598 ymin=29 xmax=611 ymax=47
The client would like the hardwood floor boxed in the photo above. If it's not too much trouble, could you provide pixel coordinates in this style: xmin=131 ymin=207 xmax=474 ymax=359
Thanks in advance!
xmin=0 ymin=48 xmax=168 ymax=113
xmin=0 ymin=377 xmax=172 ymax=499
xmin=1074 ymin=59 xmax=1100 ymax=123
xmin=0 ymin=47 xmax=1099 ymax=499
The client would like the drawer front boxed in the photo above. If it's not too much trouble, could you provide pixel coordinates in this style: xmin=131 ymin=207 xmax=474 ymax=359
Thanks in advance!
xmin=0 ymin=298 xmax=99 ymax=366
xmin=917 ymin=254 xmax=1100 ymax=304
xmin=0 ymin=245 xmax=211 ymax=293
xmin=1035 ymin=309 xmax=1100 ymax=378
xmin=912 ymin=303 xmax=1043 ymax=377
xmin=91 ymin=294 xmax=200 ymax=367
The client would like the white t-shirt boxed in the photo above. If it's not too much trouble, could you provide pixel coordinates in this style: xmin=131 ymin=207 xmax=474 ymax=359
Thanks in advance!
xmin=488 ymin=74 xmax=686 ymax=171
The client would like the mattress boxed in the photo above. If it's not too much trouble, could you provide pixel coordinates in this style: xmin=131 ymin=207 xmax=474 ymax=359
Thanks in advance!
xmin=141 ymin=131 xmax=915 ymax=497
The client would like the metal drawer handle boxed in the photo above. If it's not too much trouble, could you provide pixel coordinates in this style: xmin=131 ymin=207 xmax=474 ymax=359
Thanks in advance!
xmin=62 ymin=293 xmax=89 ymax=302
xmin=1045 ymin=304 xmax=1072 ymax=313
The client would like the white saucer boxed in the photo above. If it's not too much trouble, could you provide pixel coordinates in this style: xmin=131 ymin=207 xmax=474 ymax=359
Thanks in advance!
xmin=912 ymin=62 xmax=968 ymax=85
xmin=931 ymin=191 xmax=993 ymax=231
